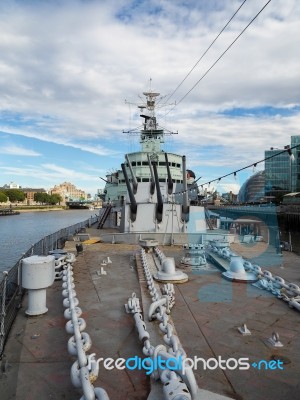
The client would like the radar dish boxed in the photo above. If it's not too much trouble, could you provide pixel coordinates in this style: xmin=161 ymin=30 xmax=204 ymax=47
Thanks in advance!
xmin=143 ymin=92 xmax=160 ymax=97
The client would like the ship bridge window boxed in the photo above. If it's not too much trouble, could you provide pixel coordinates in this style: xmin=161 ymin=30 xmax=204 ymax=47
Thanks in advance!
xmin=159 ymin=162 xmax=166 ymax=166
xmin=159 ymin=179 xmax=166 ymax=182
xmin=137 ymin=161 xmax=141 ymax=166
xmin=142 ymin=178 xmax=150 ymax=182
xmin=132 ymin=162 xmax=136 ymax=166
xmin=172 ymin=163 xmax=176 ymax=167
xmin=142 ymin=161 xmax=148 ymax=165
xmin=137 ymin=178 xmax=141 ymax=182
xmin=177 ymin=164 xmax=181 ymax=168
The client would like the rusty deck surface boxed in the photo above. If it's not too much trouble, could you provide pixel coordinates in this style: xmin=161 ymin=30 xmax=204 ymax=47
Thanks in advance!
xmin=1 ymin=229 xmax=300 ymax=399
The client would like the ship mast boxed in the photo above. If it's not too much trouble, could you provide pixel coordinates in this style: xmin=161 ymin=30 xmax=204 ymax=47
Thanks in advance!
xmin=124 ymin=86 xmax=178 ymax=153
xmin=139 ymin=91 xmax=164 ymax=153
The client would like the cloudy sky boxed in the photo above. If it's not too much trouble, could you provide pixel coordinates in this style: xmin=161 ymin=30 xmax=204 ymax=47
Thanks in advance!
xmin=0 ymin=0 xmax=299 ymax=196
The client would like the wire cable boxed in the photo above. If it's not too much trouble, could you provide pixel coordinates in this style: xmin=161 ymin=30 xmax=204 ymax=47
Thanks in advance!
xmin=161 ymin=0 xmax=248 ymax=106
xmin=173 ymin=143 xmax=299 ymax=195
xmin=167 ymin=0 xmax=272 ymax=115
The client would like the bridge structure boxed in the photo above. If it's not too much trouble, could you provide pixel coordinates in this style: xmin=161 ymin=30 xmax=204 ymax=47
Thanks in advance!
xmin=66 ymin=200 xmax=94 ymax=209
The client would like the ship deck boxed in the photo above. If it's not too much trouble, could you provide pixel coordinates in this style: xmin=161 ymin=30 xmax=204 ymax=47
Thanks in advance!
xmin=1 ymin=227 xmax=300 ymax=399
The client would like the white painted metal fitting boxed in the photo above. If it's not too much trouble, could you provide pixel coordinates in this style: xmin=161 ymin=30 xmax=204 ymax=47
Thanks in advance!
xmin=222 ymin=255 xmax=258 ymax=283
xmin=22 ymin=255 xmax=55 ymax=316
xmin=154 ymin=257 xmax=188 ymax=283
xmin=238 ymin=324 xmax=251 ymax=336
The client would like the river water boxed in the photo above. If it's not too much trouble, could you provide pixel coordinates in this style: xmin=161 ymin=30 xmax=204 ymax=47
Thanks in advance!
xmin=0 ymin=209 xmax=98 ymax=273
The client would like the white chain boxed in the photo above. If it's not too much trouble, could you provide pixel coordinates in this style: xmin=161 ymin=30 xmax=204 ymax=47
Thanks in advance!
xmin=62 ymin=253 xmax=110 ymax=400
xmin=136 ymin=248 xmax=198 ymax=398
xmin=126 ymin=292 xmax=192 ymax=400
xmin=209 ymin=244 xmax=300 ymax=311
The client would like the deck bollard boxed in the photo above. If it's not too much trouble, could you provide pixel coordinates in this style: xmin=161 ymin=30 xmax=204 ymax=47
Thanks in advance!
xmin=22 ymin=255 xmax=55 ymax=316
xmin=76 ymin=243 xmax=83 ymax=254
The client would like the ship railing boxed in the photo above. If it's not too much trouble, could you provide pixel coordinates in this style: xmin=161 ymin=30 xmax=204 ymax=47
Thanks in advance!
xmin=0 ymin=215 xmax=98 ymax=358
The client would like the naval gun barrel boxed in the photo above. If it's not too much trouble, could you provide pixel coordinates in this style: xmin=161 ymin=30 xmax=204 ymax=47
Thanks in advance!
xmin=121 ymin=163 xmax=137 ymax=221
xmin=164 ymin=153 xmax=173 ymax=195
xmin=147 ymin=154 xmax=156 ymax=196
xmin=125 ymin=154 xmax=138 ymax=194
xmin=182 ymin=155 xmax=189 ymax=222
xmin=152 ymin=162 xmax=163 ymax=223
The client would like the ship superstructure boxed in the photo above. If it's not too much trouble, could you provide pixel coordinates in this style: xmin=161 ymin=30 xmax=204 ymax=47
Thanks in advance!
xmin=99 ymin=90 xmax=206 ymax=235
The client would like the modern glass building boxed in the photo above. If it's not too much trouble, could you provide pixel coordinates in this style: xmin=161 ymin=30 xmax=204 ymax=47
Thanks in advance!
xmin=264 ymin=148 xmax=290 ymax=198
xmin=291 ymin=135 xmax=300 ymax=192
xmin=264 ymin=135 xmax=300 ymax=199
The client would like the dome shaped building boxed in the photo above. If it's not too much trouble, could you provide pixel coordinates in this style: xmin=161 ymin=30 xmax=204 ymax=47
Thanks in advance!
xmin=238 ymin=171 xmax=265 ymax=203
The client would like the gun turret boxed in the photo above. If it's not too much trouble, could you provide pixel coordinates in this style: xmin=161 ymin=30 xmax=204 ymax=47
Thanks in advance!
xmin=147 ymin=154 xmax=156 ymax=196
xmin=121 ymin=163 xmax=137 ymax=222
xmin=125 ymin=154 xmax=138 ymax=194
xmin=182 ymin=155 xmax=189 ymax=222
xmin=152 ymin=162 xmax=163 ymax=223
xmin=165 ymin=153 xmax=173 ymax=195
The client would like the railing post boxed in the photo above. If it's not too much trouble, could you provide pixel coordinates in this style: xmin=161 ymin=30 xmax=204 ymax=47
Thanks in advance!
xmin=0 ymin=271 xmax=8 ymax=357
xmin=17 ymin=259 xmax=23 ymax=301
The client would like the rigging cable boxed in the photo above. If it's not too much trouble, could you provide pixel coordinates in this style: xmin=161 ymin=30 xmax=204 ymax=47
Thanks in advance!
xmin=173 ymin=143 xmax=299 ymax=195
xmin=161 ymin=0 xmax=248 ymax=106
xmin=167 ymin=0 xmax=272 ymax=115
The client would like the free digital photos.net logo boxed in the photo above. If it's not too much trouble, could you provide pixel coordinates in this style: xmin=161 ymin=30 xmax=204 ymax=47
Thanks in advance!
xmin=86 ymin=354 xmax=284 ymax=375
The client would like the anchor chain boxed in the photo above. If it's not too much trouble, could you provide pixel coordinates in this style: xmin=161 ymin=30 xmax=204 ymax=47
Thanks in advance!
xmin=126 ymin=293 xmax=193 ymax=400
xmin=62 ymin=253 xmax=110 ymax=400
xmin=209 ymin=243 xmax=300 ymax=311
xmin=130 ymin=249 xmax=198 ymax=398
xmin=242 ymin=260 xmax=300 ymax=310
xmin=140 ymin=249 xmax=185 ymax=357
xmin=141 ymin=248 xmax=175 ymax=312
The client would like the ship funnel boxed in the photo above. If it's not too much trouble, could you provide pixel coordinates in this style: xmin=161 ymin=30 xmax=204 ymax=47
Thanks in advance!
xmin=182 ymin=155 xmax=189 ymax=222
xmin=152 ymin=162 xmax=163 ymax=223
xmin=121 ymin=163 xmax=137 ymax=222
xmin=165 ymin=153 xmax=173 ymax=195
xmin=147 ymin=154 xmax=155 ymax=196
xmin=125 ymin=154 xmax=138 ymax=194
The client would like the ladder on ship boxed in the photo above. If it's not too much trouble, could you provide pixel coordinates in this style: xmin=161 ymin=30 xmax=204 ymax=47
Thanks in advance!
xmin=97 ymin=205 xmax=112 ymax=229
xmin=204 ymin=207 xmax=214 ymax=230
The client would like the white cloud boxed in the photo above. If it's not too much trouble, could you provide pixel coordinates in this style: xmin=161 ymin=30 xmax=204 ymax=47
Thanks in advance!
xmin=0 ymin=0 xmax=299 ymax=189
xmin=0 ymin=162 xmax=102 ymax=194
xmin=0 ymin=144 xmax=41 ymax=156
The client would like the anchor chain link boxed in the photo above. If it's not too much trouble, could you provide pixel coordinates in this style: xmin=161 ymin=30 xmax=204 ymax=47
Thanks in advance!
xmin=243 ymin=260 xmax=300 ymax=310
xmin=125 ymin=248 xmax=199 ymax=399
xmin=61 ymin=253 xmax=110 ymax=400
xmin=209 ymin=243 xmax=300 ymax=311
xmin=126 ymin=292 xmax=192 ymax=400
xmin=140 ymin=248 xmax=185 ymax=357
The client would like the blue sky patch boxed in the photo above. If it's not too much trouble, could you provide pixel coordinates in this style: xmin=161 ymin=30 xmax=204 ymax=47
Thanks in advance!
xmin=220 ymin=105 xmax=300 ymax=118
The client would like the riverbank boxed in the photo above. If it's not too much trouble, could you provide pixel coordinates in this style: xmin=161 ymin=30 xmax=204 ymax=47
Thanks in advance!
xmin=16 ymin=207 xmax=65 ymax=213
xmin=0 ymin=206 xmax=66 ymax=213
